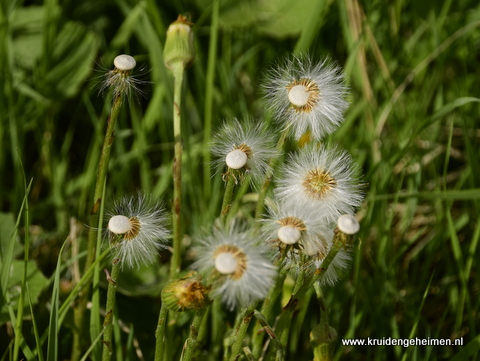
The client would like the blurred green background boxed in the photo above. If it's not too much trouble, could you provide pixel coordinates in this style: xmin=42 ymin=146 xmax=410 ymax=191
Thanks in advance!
xmin=1 ymin=0 xmax=480 ymax=360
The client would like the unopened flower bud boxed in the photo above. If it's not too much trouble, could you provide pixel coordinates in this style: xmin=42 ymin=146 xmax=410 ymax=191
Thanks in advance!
xmin=164 ymin=15 xmax=195 ymax=70
xmin=161 ymin=271 xmax=210 ymax=311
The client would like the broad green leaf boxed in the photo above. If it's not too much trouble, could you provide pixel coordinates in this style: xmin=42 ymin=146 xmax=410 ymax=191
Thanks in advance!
xmin=0 ymin=213 xmax=22 ymax=261
xmin=0 ymin=260 xmax=48 ymax=325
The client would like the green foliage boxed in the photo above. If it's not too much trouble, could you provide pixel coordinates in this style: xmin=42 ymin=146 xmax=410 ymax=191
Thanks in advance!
xmin=1 ymin=0 xmax=479 ymax=360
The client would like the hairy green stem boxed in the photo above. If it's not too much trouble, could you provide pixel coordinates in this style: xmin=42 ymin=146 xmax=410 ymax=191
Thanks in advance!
xmin=251 ymin=266 xmax=288 ymax=357
xmin=171 ymin=64 xmax=185 ymax=276
xmin=72 ymin=94 xmax=123 ymax=361
xmin=311 ymin=284 xmax=336 ymax=361
xmin=255 ymin=130 xmax=287 ymax=219
xmin=220 ymin=174 xmax=236 ymax=221
xmin=154 ymin=302 xmax=169 ymax=361
xmin=253 ymin=310 xmax=284 ymax=361
xmin=101 ymin=261 xmax=121 ymax=361
xmin=211 ymin=297 xmax=224 ymax=360
xmin=181 ymin=308 xmax=207 ymax=361
xmin=229 ymin=303 xmax=257 ymax=361
xmin=272 ymin=232 xmax=346 ymax=359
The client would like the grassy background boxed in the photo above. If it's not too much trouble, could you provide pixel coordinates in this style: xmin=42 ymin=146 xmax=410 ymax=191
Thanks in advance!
xmin=1 ymin=0 xmax=480 ymax=360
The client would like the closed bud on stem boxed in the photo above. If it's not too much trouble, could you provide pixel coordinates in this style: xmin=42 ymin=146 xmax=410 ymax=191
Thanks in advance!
xmin=164 ymin=15 xmax=195 ymax=70
xmin=161 ymin=271 xmax=211 ymax=311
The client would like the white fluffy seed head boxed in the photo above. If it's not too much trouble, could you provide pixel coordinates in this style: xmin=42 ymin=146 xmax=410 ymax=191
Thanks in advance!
xmin=337 ymin=214 xmax=360 ymax=235
xmin=215 ymin=252 xmax=238 ymax=274
xmin=277 ymin=225 xmax=302 ymax=244
xmin=225 ymin=149 xmax=248 ymax=169
xmin=114 ymin=54 xmax=136 ymax=71
xmin=288 ymin=85 xmax=310 ymax=107
xmin=108 ymin=215 xmax=132 ymax=234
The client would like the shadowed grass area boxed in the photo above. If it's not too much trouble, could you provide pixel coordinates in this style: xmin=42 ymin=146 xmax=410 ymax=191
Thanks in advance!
xmin=1 ymin=0 xmax=479 ymax=360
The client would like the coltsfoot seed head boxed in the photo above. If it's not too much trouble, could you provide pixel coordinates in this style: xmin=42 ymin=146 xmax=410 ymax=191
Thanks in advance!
xmin=277 ymin=225 xmax=302 ymax=244
xmin=225 ymin=149 xmax=248 ymax=169
xmin=337 ymin=214 xmax=360 ymax=235
xmin=214 ymin=252 xmax=238 ymax=274
xmin=275 ymin=145 xmax=364 ymax=222
xmin=113 ymin=54 xmax=136 ymax=71
xmin=287 ymin=84 xmax=311 ymax=107
xmin=261 ymin=199 xmax=332 ymax=264
xmin=99 ymin=53 xmax=146 ymax=100
xmin=193 ymin=226 xmax=276 ymax=310
xmin=105 ymin=192 xmax=170 ymax=269
xmin=264 ymin=55 xmax=349 ymax=141
xmin=211 ymin=118 xmax=277 ymax=185
xmin=108 ymin=215 xmax=132 ymax=234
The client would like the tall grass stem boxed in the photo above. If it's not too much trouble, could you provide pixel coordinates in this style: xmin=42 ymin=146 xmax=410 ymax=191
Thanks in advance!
xmin=202 ymin=0 xmax=219 ymax=198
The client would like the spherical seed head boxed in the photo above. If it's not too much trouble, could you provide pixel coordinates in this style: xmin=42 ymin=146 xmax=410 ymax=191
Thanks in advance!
xmin=277 ymin=225 xmax=302 ymax=244
xmin=337 ymin=214 xmax=360 ymax=235
xmin=264 ymin=55 xmax=349 ymax=140
xmin=105 ymin=192 xmax=170 ymax=269
xmin=193 ymin=226 xmax=276 ymax=310
xmin=211 ymin=118 xmax=278 ymax=185
xmin=303 ymin=168 xmax=337 ymax=199
xmin=288 ymin=84 xmax=310 ymax=106
xmin=108 ymin=215 xmax=132 ymax=234
xmin=225 ymin=149 xmax=248 ymax=169
xmin=114 ymin=54 xmax=136 ymax=71
xmin=215 ymin=252 xmax=238 ymax=274
xmin=287 ymin=79 xmax=320 ymax=111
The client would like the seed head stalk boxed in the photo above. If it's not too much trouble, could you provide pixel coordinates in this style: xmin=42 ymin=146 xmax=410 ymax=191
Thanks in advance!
xmin=164 ymin=15 xmax=194 ymax=276
xmin=154 ymin=302 xmax=169 ymax=361
xmin=310 ymin=284 xmax=336 ymax=361
xmin=171 ymin=63 xmax=184 ymax=276
xmin=101 ymin=261 xmax=121 ymax=361
xmin=72 ymin=93 xmax=123 ymax=361
xmin=271 ymin=232 xmax=347 ymax=359
xmin=251 ymin=265 xmax=288 ymax=357
xmin=228 ymin=303 xmax=257 ymax=361
xmin=181 ymin=308 xmax=207 ymax=361
xmin=255 ymin=129 xmax=288 ymax=218
xmin=220 ymin=174 xmax=236 ymax=221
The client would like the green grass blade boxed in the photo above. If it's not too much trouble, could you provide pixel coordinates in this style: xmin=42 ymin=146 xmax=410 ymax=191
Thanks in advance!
xmin=13 ymin=155 xmax=32 ymax=360
xmin=450 ymin=334 xmax=480 ymax=361
xmin=27 ymin=283 xmax=45 ymax=361
xmin=203 ymin=0 xmax=219 ymax=198
xmin=47 ymin=238 xmax=69 ymax=361
xmin=400 ymin=273 xmax=434 ymax=361
xmin=58 ymin=248 xmax=110 ymax=326
xmin=80 ymin=329 xmax=105 ymax=361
